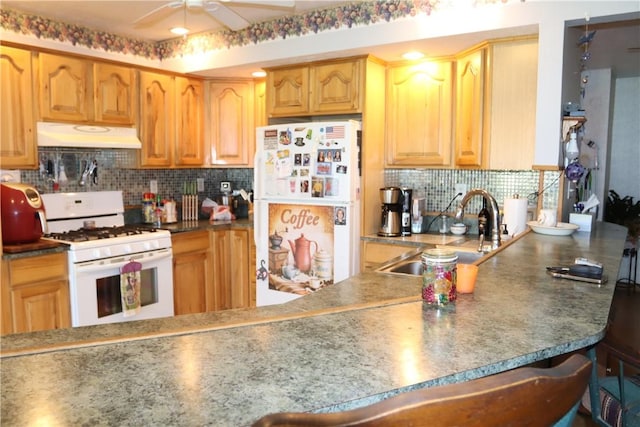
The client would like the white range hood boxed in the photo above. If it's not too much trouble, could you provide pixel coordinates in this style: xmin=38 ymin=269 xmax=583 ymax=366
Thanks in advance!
xmin=37 ymin=122 xmax=142 ymax=149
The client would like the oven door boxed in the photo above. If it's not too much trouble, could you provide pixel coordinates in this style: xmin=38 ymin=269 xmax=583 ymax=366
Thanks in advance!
xmin=71 ymin=248 xmax=174 ymax=327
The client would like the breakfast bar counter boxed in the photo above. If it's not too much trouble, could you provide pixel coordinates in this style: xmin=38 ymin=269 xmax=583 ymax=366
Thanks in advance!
xmin=0 ymin=222 xmax=628 ymax=426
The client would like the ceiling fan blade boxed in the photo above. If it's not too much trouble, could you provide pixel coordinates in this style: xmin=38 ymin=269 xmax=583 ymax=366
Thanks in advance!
xmin=205 ymin=2 xmax=251 ymax=31
xmin=133 ymin=1 xmax=184 ymax=26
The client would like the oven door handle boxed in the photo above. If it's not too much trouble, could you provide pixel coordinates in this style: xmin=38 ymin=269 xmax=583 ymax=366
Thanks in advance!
xmin=74 ymin=248 xmax=173 ymax=273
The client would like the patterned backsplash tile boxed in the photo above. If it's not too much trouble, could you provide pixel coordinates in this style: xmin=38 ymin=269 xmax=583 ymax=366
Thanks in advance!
xmin=19 ymin=149 xmax=559 ymax=216
xmin=384 ymin=168 xmax=560 ymax=214
xmin=23 ymin=149 xmax=254 ymax=206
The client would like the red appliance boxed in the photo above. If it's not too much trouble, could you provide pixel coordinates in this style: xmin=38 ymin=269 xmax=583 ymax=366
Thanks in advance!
xmin=1 ymin=183 xmax=48 ymax=244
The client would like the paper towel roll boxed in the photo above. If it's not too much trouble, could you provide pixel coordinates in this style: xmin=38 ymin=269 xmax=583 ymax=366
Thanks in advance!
xmin=503 ymin=197 xmax=529 ymax=237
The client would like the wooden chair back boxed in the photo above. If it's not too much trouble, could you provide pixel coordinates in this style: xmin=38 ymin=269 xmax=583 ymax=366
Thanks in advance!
xmin=252 ymin=353 xmax=592 ymax=427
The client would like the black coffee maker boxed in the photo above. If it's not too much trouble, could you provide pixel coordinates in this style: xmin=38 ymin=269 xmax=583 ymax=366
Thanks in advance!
xmin=400 ymin=188 xmax=412 ymax=236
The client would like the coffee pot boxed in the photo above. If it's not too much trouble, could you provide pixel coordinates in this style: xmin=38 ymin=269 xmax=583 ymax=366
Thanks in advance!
xmin=378 ymin=187 xmax=402 ymax=237
xmin=288 ymin=234 xmax=318 ymax=273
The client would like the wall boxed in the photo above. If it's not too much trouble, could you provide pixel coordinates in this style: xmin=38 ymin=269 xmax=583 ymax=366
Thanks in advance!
xmin=609 ymin=76 xmax=640 ymax=283
xmin=609 ymin=76 xmax=640 ymax=201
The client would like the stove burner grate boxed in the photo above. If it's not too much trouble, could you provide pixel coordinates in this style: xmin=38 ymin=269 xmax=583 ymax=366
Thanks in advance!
xmin=45 ymin=225 xmax=159 ymax=242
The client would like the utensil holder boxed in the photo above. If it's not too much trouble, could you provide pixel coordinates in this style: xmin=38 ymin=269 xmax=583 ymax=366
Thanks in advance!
xmin=182 ymin=194 xmax=199 ymax=221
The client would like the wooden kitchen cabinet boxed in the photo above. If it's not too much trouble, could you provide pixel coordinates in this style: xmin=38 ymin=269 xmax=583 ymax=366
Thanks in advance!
xmin=211 ymin=229 xmax=230 ymax=311
xmin=266 ymin=56 xmax=364 ymax=118
xmin=39 ymin=52 xmax=92 ymax=122
xmin=171 ymin=231 xmax=213 ymax=315
xmin=266 ymin=65 xmax=308 ymax=117
xmin=1 ymin=252 xmax=70 ymax=335
xmin=228 ymin=228 xmax=252 ymax=309
xmin=254 ymin=79 xmax=267 ymax=128
xmin=485 ymin=37 xmax=538 ymax=170
xmin=455 ymin=47 xmax=486 ymax=167
xmin=0 ymin=45 xmax=37 ymax=169
xmin=175 ymin=76 xmax=205 ymax=166
xmin=453 ymin=36 xmax=538 ymax=170
xmin=211 ymin=228 xmax=254 ymax=310
xmin=39 ymin=52 xmax=135 ymax=125
xmin=385 ymin=59 xmax=454 ymax=167
xmin=310 ymin=58 xmax=362 ymax=114
xmin=208 ymin=79 xmax=255 ymax=167
xmin=138 ymin=70 xmax=175 ymax=167
xmin=93 ymin=62 xmax=136 ymax=125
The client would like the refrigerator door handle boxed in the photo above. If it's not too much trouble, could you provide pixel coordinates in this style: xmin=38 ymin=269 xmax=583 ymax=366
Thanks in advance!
xmin=253 ymin=149 xmax=263 ymax=200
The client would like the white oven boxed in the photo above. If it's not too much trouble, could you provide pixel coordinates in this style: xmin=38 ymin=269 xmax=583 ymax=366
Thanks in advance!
xmin=72 ymin=246 xmax=174 ymax=326
xmin=41 ymin=191 xmax=175 ymax=327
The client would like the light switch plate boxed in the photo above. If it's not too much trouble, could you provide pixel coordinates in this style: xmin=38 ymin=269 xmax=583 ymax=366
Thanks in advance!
xmin=454 ymin=183 xmax=468 ymax=196
xmin=220 ymin=181 xmax=231 ymax=192
xmin=197 ymin=178 xmax=205 ymax=192
xmin=150 ymin=180 xmax=158 ymax=194
xmin=0 ymin=170 xmax=21 ymax=183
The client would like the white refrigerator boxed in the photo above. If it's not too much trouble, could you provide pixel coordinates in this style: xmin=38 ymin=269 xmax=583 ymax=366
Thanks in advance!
xmin=254 ymin=120 xmax=362 ymax=306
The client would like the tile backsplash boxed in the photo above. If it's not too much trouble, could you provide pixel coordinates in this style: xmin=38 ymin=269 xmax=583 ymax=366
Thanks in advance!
xmin=384 ymin=168 xmax=561 ymax=214
xmin=18 ymin=149 xmax=560 ymax=216
xmin=22 ymin=149 xmax=254 ymax=206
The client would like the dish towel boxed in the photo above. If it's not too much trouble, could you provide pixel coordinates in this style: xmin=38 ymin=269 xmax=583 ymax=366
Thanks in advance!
xmin=120 ymin=260 xmax=142 ymax=317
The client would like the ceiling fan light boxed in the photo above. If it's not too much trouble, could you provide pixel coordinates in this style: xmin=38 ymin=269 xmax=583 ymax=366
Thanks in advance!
xmin=170 ymin=26 xmax=190 ymax=35
xmin=403 ymin=51 xmax=425 ymax=60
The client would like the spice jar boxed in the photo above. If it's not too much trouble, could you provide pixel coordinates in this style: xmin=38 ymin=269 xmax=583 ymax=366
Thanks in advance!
xmin=421 ymin=249 xmax=458 ymax=306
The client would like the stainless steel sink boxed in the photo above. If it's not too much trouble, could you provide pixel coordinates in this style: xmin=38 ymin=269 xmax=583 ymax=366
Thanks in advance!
xmin=376 ymin=250 xmax=486 ymax=276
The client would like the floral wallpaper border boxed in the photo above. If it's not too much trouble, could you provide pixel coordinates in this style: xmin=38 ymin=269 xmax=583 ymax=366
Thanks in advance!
xmin=1 ymin=0 xmax=508 ymax=61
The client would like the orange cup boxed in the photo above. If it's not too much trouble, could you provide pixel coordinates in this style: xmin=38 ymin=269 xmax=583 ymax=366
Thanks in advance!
xmin=457 ymin=264 xmax=479 ymax=294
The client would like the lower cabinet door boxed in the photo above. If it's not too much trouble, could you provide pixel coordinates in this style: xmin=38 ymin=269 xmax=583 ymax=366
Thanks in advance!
xmin=11 ymin=280 xmax=71 ymax=334
xmin=173 ymin=250 xmax=208 ymax=315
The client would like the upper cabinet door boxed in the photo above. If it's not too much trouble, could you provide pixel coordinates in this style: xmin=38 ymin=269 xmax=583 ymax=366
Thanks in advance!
xmin=93 ymin=63 xmax=136 ymax=125
xmin=175 ymin=76 xmax=204 ymax=166
xmin=455 ymin=48 xmax=486 ymax=167
xmin=209 ymin=80 xmax=254 ymax=167
xmin=254 ymin=79 xmax=267 ymax=128
xmin=139 ymin=71 xmax=175 ymax=167
xmin=0 ymin=46 xmax=37 ymax=169
xmin=487 ymin=37 xmax=538 ymax=170
xmin=386 ymin=60 xmax=453 ymax=167
xmin=310 ymin=58 xmax=362 ymax=114
xmin=39 ymin=52 xmax=91 ymax=122
xmin=266 ymin=66 xmax=309 ymax=117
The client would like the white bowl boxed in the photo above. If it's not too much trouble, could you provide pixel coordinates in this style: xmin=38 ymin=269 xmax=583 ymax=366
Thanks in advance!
xmin=527 ymin=221 xmax=579 ymax=236
xmin=450 ymin=224 xmax=467 ymax=235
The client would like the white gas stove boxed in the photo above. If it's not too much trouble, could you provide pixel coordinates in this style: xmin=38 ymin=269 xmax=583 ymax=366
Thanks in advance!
xmin=41 ymin=191 xmax=174 ymax=327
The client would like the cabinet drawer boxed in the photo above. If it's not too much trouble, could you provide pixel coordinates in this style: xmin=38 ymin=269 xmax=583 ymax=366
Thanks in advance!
xmin=6 ymin=252 xmax=67 ymax=287
xmin=171 ymin=231 xmax=210 ymax=255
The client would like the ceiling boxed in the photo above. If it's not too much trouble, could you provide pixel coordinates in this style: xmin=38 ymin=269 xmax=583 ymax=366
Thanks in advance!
xmin=2 ymin=1 xmax=639 ymax=78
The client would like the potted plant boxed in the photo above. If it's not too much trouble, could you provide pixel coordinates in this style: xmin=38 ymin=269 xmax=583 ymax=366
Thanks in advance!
xmin=604 ymin=190 xmax=640 ymax=244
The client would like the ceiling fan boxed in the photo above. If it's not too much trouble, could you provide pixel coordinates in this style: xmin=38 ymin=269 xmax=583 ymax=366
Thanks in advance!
xmin=133 ymin=0 xmax=295 ymax=32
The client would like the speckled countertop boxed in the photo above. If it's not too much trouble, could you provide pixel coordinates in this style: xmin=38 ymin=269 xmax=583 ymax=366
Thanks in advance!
xmin=0 ymin=222 xmax=628 ymax=426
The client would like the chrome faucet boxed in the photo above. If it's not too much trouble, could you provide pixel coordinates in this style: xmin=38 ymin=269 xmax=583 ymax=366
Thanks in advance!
xmin=453 ymin=189 xmax=501 ymax=251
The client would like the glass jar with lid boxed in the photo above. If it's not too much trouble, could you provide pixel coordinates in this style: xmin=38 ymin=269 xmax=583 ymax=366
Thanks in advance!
xmin=421 ymin=249 xmax=458 ymax=306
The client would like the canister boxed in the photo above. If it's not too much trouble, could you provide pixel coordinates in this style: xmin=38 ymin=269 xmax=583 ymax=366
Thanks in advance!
xmin=142 ymin=193 xmax=156 ymax=224
xmin=421 ymin=249 xmax=458 ymax=306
